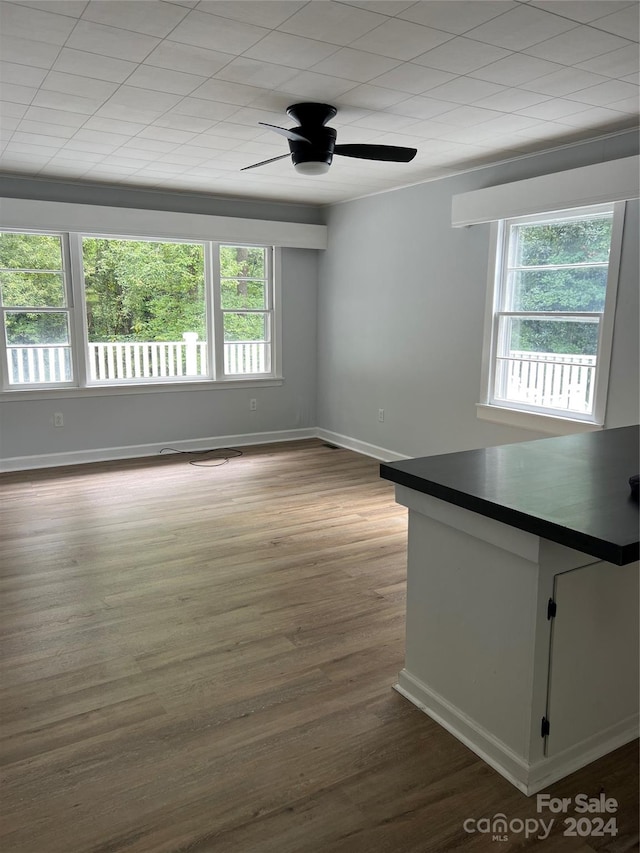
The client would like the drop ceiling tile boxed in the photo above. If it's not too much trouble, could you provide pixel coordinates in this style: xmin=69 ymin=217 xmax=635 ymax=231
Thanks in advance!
xmin=309 ymin=48 xmax=401 ymax=83
xmin=475 ymin=112 xmax=546 ymax=134
xmin=124 ymin=65 xmax=207 ymax=96
xmin=431 ymin=104 xmax=505 ymax=125
xmin=519 ymin=67 xmax=611 ymax=97
xmin=338 ymin=1 xmax=416 ymax=16
xmin=414 ymin=37 xmax=511 ymax=74
xmin=51 ymin=48 xmax=138 ymax=84
xmin=0 ymin=81 xmax=36 ymax=105
xmin=42 ymin=71 xmax=119 ymax=101
xmin=11 ymin=1 xmax=88 ymax=16
xmin=0 ymin=61 xmax=48 ymax=88
xmin=169 ymin=97 xmax=240 ymax=121
xmin=527 ymin=2 xmax=634 ymax=24
xmin=32 ymin=89 xmax=105 ymax=114
xmin=187 ymin=132 xmax=240 ymax=150
xmin=0 ymin=34 xmax=60 ymax=69
xmin=589 ymin=4 xmax=640 ymax=39
xmin=385 ymin=94 xmax=457 ymax=119
xmin=83 ymin=116 xmax=146 ymax=135
xmin=5 ymin=141 xmax=64 ymax=156
xmin=576 ymin=44 xmax=639 ymax=78
xmin=523 ymin=25 xmax=632 ymax=64
xmin=136 ymin=125 xmax=197 ymax=145
xmin=568 ymin=79 xmax=638 ymax=106
xmin=156 ymin=151 xmax=211 ymax=166
xmin=349 ymin=18 xmax=453 ymax=60
xmin=0 ymin=2 xmax=77 ymax=45
xmin=100 ymin=154 xmax=157 ymax=168
xmin=276 ymin=71 xmax=360 ymax=100
xmin=465 ymin=5 xmax=578 ymax=51
xmin=106 ymin=145 xmax=159 ymax=160
xmin=63 ymin=136 xmax=121 ymax=155
xmin=190 ymin=79 xmax=264 ymax=106
xmin=473 ymin=88 xmax=551 ymax=112
xmin=11 ymin=130 xmax=70 ymax=148
xmin=427 ymin=76 xmax=508 ymax=105
xmin=369 ymin=63 xmax=456 ymax=94
xmin=556 ymin=105 xmax=635 ymax=126
xmin=214 ymin=57 xmax=299 ymax=89
xmin=196 ymin=1 xmax=307 ymax=29
xmin=277 ymin=2 xmax=383 ymax=45
xmin=243 ymin=31 xmax=341 ymax=70
xmin=94 ymin=101 xmax=167 ymax=125
xmin=0 ymin=101 xmax=28 ymax=120
xmin=349 ymin=111 xmax=420 ymax=132
xmin=103 ymin=86 xmax=183 ymax=114
xmin=66 ymin=21 xmax=161 ymax=63
xmin=82 ymin=0 xmax=189 ymax=37
xmin=169 ymin=10 xmax=269 ymax=54
xmin=17 ymin=118 xmax=76 ymax=137
xmin=143 ymin=41 xmax=233 ymax=77
xmin=517 ymin=97 xmax=596 ymax=120
xmin=23 ymin=105 xmax=88 ymax=127
xmin=336 ymin=84 xmax=411 ymax=109
xmin=154 ymin=113 xmax=217 ymax=133
xmin=72 ymin=128 xmax=134 ymax=147
xmin=205 ymin=121 xmax=263 ymax=140
xmin=398 ymin=1 xmax=515 ymax=35
xmin=469 ymin=53 xmax=563 ymax=85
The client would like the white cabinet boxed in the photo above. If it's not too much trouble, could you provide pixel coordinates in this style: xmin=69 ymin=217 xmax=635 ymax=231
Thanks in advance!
xmin=393 ymin=485 xmax=639 ymax=796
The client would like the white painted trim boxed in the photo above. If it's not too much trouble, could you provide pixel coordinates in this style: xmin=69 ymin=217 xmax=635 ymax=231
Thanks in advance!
xmin=0 ymin=198 xmax=327 ymax=249
xmin=315 ymin=428 xmax=410 ymax=462
xmin=476 ymin=404 xmax=604 ymax=435
xmin=451 ymin=156 xmax=639 ymax=226
xmin=0 ymin=428 xmax=316 ymax=472
xmin=395 ymin=670 xmax=639 ymax=796
xmin=395 ymin=670 xmax=532 ymax=795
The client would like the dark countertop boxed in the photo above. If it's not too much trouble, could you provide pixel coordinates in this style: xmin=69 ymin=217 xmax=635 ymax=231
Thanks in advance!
xmin=380 ymin=425 xmax=639 ymax=566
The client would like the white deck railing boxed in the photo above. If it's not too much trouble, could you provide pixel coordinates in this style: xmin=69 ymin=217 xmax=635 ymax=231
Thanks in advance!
xmin=496 ymin=350 xmax=597 ymax=414
xmin=8 ymin=333 xmax=269 ymax=384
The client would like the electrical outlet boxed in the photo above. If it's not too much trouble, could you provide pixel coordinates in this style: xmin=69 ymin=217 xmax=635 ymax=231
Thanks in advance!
xmin=53 ymin=412 xmax=64 ymax=427
xmin=250 ymin=398 xmax=257 ymax=411
xmin=378 ymin=408 xmax=384 ymax=422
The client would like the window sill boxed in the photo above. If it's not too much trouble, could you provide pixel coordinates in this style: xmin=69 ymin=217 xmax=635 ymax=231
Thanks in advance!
xmin=1 ymin=377 xmax=283 ymax=402
xmin=476 ymin=403 xmax=603 ymax=435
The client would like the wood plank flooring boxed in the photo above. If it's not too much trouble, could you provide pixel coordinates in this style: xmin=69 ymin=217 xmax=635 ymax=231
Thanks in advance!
xmin=0 ymin=439 xmax=637 ymax=853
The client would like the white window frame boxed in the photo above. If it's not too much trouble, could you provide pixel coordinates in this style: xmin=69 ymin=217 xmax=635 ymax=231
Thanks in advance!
xmin=0 ymin=228 xmax=281 ymax=394
xmin=478 ymin=202 xmax=625 ymax=433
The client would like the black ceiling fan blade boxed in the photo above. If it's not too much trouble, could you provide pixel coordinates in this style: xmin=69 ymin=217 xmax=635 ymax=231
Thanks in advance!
xmin=334 ymin=144 xmax=417 ymax=163
xmin=241 ymin=153 xmax=291 ymax=171
xmin=258 ymin=122 xmax=311 ymax=143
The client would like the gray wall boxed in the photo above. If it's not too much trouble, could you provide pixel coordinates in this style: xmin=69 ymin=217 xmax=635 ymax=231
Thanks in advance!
xmin=317 ymin=131 xmax=639 ymax=458
xmin=0 ymin=246 xmax=318 ymax=463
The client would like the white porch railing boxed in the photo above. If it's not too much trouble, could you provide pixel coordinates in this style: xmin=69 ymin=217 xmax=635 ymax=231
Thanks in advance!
xmin=7 ymin=333 xmax=270 ymax=384
xmin=496 ymin=350 xmax=597 ymax=414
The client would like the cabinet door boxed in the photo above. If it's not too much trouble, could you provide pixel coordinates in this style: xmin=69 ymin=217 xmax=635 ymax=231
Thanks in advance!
xmin=546 ymin=560 xmax=639 ymax=757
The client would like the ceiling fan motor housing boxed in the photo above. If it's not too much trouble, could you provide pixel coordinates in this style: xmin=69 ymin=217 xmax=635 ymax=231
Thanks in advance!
xmin=289 ymin=126 xmax=337 ymax=168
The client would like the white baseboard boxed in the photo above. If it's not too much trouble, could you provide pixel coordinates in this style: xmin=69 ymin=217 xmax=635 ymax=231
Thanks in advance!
xmin=396 ymin=669 xmax=639 ymax=796
xmin=0 ymin=428 xmax=317 ymax=472
xmin=315 ymin=428 xmax=410 ymax=462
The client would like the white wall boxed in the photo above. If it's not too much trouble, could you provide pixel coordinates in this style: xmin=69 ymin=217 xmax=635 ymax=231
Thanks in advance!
xmin=316 ymin=131 xmax=639 ymax=459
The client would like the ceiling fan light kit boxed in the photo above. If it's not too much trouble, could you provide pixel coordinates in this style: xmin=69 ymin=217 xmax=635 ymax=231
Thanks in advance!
xmin=242 ymin=103 xmax=417 ymax=176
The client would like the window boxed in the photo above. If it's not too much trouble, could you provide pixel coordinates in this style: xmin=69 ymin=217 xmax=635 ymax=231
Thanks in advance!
xmin=481 ymin=203 xmax=624 ymax=426
xmin=0 ymin=230 xmax=277 ymax=390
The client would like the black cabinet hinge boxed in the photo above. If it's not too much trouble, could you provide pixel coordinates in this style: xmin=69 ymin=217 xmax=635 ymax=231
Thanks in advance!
xmin=547 ymin=599 xmax=557 ymax=620
xmin=541 ymin=716 xmax=550 ymax=737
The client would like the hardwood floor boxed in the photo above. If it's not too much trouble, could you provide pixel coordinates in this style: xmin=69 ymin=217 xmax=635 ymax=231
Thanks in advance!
xmin=0 ymin=439 xmax=637 ymax=853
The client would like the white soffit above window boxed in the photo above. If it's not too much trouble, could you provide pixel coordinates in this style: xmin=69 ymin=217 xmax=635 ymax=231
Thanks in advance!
xmin=0 ymin=197 xmax=327 ymax=250
xmin=451 ymin=155 xmax=639 ymax=226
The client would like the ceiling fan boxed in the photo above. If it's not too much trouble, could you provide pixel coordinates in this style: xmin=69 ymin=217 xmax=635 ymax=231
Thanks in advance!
xmin=241 ymin=102 xmax=417 ymax=176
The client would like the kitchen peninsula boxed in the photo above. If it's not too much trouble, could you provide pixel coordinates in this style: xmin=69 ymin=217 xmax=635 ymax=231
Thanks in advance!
xmin=381 ymin=425 xmax=639 ymax=795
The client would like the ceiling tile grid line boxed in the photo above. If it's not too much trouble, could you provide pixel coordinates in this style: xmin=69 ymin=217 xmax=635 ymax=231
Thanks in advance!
xmin=0 ymin=0 xmax=637 ymax=205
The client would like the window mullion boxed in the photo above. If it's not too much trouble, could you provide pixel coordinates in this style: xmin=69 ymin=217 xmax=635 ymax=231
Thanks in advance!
xmin=67 ymin=232 xmax=88 ymax=388
xmin=210 ymin=243 xmax=224 ymax=379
